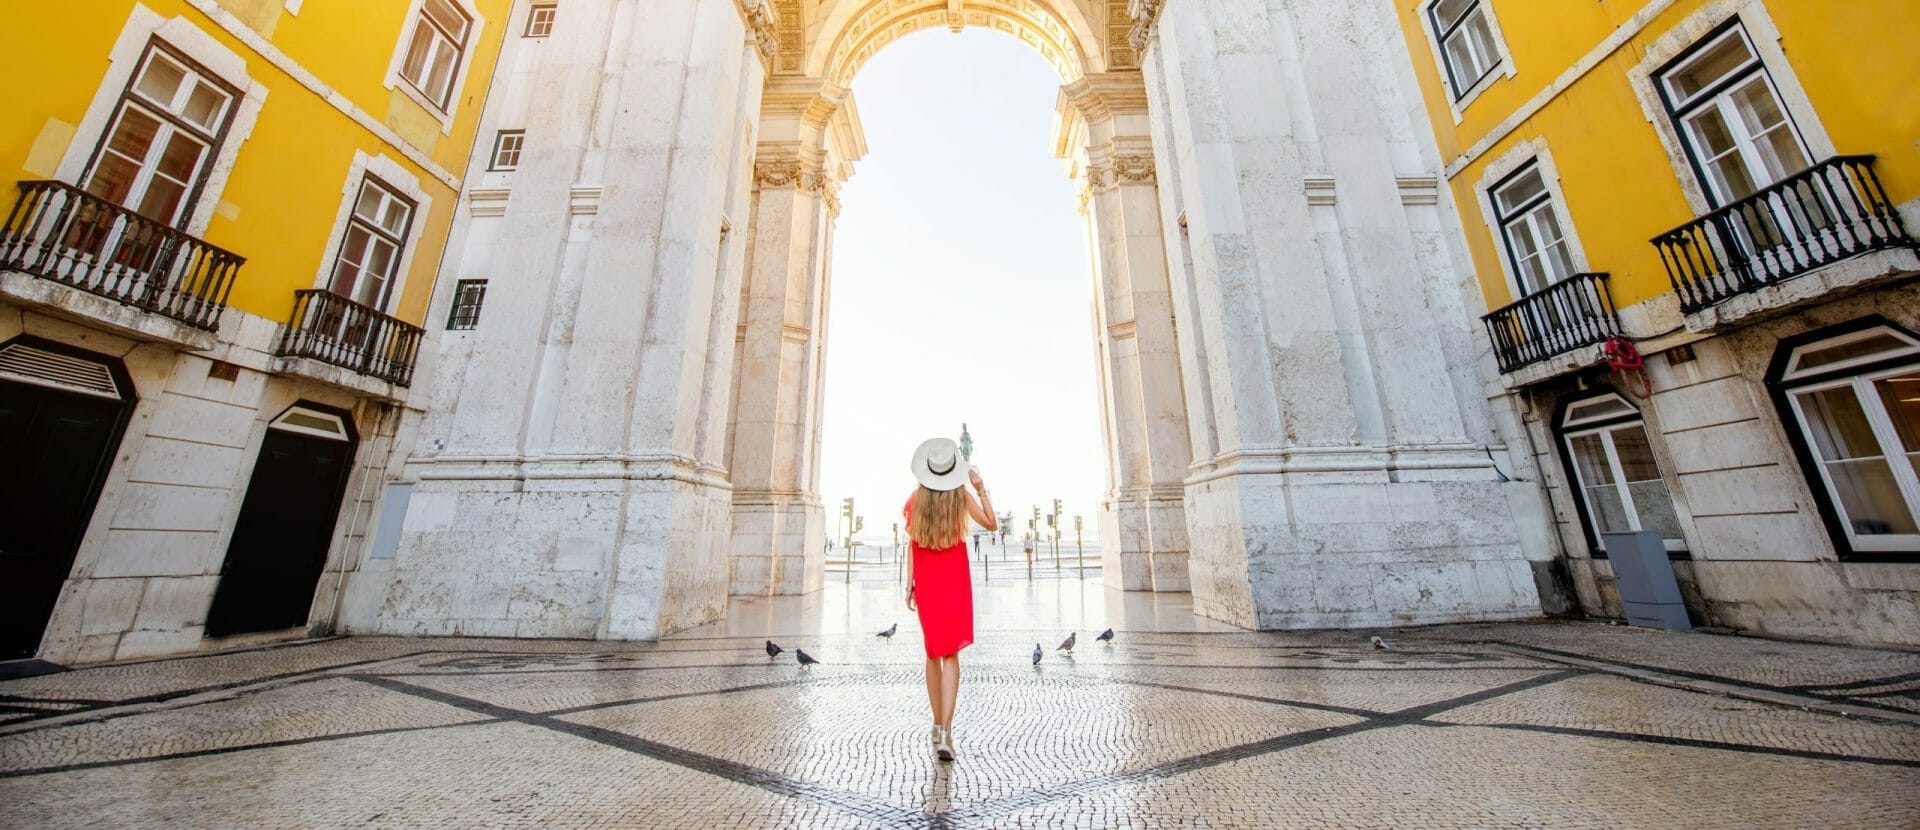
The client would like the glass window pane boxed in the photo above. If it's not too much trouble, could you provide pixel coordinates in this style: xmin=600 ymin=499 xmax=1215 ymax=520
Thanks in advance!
xmin=425 ymin=41 xmax=458 ymax=104
xmin=1686 ymin=108 xmax=1738 ymax=157
xmin=1566 ymin=397 xmax=1634 ymax=425
xmin=1823 ymin=458 xmax=1918 ymax=536
xmin=105 ymin=109 xmax=161 ymax=162
xmin=155 ymin=132 xmax=205 ymax=181
xmin=423 ymin=0 xmax=470 ymax=40
xmin=354 ymin=184 xmax=386 ymax=222
xmin=367 ymin=238 xmax=398 ymax=281
xmin=182 ymin=82 xmax=229 ymax=132
xmin=134 ymin=178 xmax=187 ymax=223
xmin=1797 ymin=387 xmax=1884 ymax=461
xmin=1443 ymin=33 xmax=1481 ymax=84
xmin=331 ymin=227 xmax=371 ymax=293
xmin=1431 ymin=0 xmax=1474 ymax=30
xmin=1666 ymin=33 xmax=1755 ymax=101
xmin=402 ymin=24 xmax=435 ymax=85
xmin=1495 ymin=169 xmax=1546 ymax=215
xmin=135 ymin=55 xmax=187 ymax=106
xmin=1876 ymin=373 xmax=1920 ymax=454
xmin=1608 ymin=426 xmax=1662 ymax=482
xmin=84 ymin=152 xmax=142 ymax=205
xmin=1464 ymin=14 xmax=1499 ymax=74
xmin=1792 ymin=334 xmax=1917 ymax=374
xmin=1569 ymin=433 xmax=1617 ymax=485
xmin=380 ymin=201 xmax=409 ymax=236
xmin=1584 ymin=484 xmax=1633 ymax=534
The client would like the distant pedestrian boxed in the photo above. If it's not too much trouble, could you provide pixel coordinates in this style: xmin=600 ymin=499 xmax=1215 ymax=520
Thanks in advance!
xmin=904 ymin=437 xmax=996 ymax=762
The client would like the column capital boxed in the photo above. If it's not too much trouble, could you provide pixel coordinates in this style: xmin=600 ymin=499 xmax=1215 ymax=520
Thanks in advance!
xmin=1085 ymin=155 xmax=1156 ymax=193
xmin=753 ymin=154 xmax=842 ymax=217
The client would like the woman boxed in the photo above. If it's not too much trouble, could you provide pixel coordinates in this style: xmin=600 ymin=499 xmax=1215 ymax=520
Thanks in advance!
xmin=903 ymin=436 xmax=995 ymax=761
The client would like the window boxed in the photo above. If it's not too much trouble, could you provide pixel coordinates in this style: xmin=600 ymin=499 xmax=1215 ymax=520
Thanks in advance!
xmin=1658 ymin=25 xmax=1814 ymax=209
xmin=1492 ymin=164 xmax=1576 ymax=296
xmin=1560 ymin=394 xmax=1688 ymax=554
xmin=328 ymin=177 xmax=414 ymax=311
xmin=1428 ymin=0 xmax=1501 ymax=100
xmin=489 ymin=130 xmax=524 ymax=171
xmin=1774 ymin=324 xmax=1920 ymax=555
xmin=82 ymin=44 xmax=236 ymax=227
xmin=525 ymin=3 xmax=555 ymax=37
xmin=447 ymin=279 xmax=487 ymax=330
xmin=399 ymin=0 xmax=471 ymax=110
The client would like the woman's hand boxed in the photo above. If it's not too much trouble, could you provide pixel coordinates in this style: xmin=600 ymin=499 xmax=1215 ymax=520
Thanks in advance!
xmin=969 ymin=468 xmax=986 ymax=493
xmin=906 ymin=582 xmax=917 ymax=611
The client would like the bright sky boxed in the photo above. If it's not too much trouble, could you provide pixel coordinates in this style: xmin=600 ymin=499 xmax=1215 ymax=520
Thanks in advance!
xmin=818 ymin=29 xmax=1105 ymax=544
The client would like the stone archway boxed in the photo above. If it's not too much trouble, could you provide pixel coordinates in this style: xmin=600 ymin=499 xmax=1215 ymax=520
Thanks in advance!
xmin=345 ymin=0 xmax=1551 ymax=643
xmin=725 ymin=0 xmax=1194 ymax=598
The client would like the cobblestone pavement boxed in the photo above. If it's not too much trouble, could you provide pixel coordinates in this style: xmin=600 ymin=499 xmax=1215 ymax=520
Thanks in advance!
xmin=2 ymin=578 xmax=1916 ymax=828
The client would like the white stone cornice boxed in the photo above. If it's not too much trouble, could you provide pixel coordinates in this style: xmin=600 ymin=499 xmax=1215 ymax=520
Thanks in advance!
xmin=468 ymin=186 xmax=510 ymax=217
xmin=1304 ymin=177 xmax=1336 ymax=207
xmin=1127 ymin=0 xmax=1166 ymax=52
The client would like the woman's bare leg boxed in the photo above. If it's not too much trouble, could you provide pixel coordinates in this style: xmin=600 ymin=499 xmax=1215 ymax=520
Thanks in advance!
xmin=924 ymin=657 xmax=942 ymax=724
xmin=936 ymin=655 xmax=960 ymax=731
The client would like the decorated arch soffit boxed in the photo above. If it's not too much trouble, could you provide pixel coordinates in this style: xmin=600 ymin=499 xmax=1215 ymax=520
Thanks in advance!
xmin=796 ymin=0 xmax=1122 ymax=84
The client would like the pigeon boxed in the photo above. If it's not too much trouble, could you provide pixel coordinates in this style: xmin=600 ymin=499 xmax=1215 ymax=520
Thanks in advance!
xmin=1057 ymin=632 xmax=1076 ymax=654
xmin=1370 ymin=635 xmax=1389 ymax=650
xmin=877 ymin=624 xmax=897 ymax=638
xmin=796 ymin=648 xmax=820 ymax=667
xmin=1031 ymin=643 xmax=1044 ymax=666
xmin=1096 ymin=628 xmax=1114 ymax=643
xmin=765 ymin=640 xmax=783 ymax=657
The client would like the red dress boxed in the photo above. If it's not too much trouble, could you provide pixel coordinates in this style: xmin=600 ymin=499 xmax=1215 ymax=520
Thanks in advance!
xmin=905 ymin=494 xmax=974 ymax=658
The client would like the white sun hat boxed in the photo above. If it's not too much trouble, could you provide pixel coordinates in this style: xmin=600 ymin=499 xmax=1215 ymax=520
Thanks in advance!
xmin=909 ymin=437 xmax=970 ymax=491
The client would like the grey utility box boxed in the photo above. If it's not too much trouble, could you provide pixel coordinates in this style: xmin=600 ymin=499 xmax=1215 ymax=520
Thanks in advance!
xmin=1602 ymin=531 xmax=1691 ymax=631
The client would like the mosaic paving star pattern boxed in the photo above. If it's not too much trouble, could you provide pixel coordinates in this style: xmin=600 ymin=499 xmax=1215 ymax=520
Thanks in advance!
xmin=1 ymin=582 xmax=1918 ymax=828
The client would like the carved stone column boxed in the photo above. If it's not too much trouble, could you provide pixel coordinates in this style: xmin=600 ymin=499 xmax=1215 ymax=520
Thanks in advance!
xmin=1132 ymin=0 xmax=1542 ymax=628
xmin=1060 ymin=72 xmax=1192 ymax=591
xmin=727 ymin=78 xmax=865 ymax=595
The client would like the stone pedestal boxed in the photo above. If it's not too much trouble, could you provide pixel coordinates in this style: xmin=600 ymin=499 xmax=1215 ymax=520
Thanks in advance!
xmin=1134 ymin=0 xmax=1541 ymax=627
xmin=343 ymin=0 xmax=769 ymax=640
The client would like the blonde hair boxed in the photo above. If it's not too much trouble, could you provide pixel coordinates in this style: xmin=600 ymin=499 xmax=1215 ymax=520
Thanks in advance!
xmin=908 ymin=485 xmax=967 ymax=549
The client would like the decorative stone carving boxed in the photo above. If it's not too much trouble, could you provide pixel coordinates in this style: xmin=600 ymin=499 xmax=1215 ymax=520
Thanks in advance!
xmin=1085 ymin=155 xmax=1156 ymax=192
xmin=1127 ymin=0 xmax=1165 ymax=51
xmin=736 ymin=0 xmax=780 ymax=65
xmin=753 ymin=158 xmax=841 ymax=218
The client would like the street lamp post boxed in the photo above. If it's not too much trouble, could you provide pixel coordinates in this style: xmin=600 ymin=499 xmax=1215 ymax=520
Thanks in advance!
xmin=1074 ymin=514 xmax=1084 ymax=579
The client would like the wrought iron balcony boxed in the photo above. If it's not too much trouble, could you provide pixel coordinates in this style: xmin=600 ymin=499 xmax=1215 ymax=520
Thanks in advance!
xmin=275 ymin=289 xmax=424 ymax=387
xmin=1482 ymin=272 xmax=1622 ymax=374
xmin=0 ymin=180 xmax=243 ymax=330
xmin=1652 ymin=155 xmax=1916 ymax=314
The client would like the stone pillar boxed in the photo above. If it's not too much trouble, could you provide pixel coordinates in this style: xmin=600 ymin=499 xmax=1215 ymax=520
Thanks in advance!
xmin=350 ymin=0 xmax=778 ymax=641
xmin=1060 ymin=72 xmax=1192 ymax=591
xmin=726 ymin=78 xmax=865 ymax=595
xmin=1131 ymin=0 xmax=1541 ymax=628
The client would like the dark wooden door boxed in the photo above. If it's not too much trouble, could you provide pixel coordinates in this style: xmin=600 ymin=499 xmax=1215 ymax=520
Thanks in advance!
xmin=1 ymin=382 xmax=128 ymax=659
xmin=204 ymin=428 xmax=354 ymax=636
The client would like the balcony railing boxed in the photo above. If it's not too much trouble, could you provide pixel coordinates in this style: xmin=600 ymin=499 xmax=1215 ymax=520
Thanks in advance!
xmin=276 ymin=289 xmax=424 ymax=387
xmin=1652 ymin=155 xmax=1916 ymax=314
xmin=1482 ymin=272 xmax=1622 ymax=374
xmin=0 ymin=180 xmax=243 ymax=331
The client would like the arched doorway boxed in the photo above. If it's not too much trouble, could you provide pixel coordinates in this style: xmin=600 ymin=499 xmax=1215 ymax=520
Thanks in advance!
xmin=726 ymin=0 xmax=1194 ymax=602
xmin=0 ymin=337 xmax=137 ymax=659
xmin=357 ymin=0 xmax=1546 ymax=642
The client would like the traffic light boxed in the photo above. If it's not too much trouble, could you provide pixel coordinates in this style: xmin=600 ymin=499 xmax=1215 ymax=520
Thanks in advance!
xmin=1046 ymin=513 xmax=1056 ymax=528
xmin=841 ymin=497 xmax=854 ymax=520
xmin=1052 ymin=498 xmax=1062 ymax=522
xmin=854 ymin=516 xmax=864 ymax=533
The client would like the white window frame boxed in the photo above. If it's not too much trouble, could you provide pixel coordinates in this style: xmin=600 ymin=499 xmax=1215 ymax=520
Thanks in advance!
xmin=1416 ymin=0 xmax=1517 ymax=122
xmin=81 ymin=45 xmax=237 ymax=229
xmin=525 ymin=3 xmax=556 ymax=38
xmin=1472 ymin=141 xmax=1591 ymax=306
xmin=1656 ymin=24 xmax=1815 ymax=209
xmin=53 ymin=7 xmax=267 ymax=238
xmin=1560 ymin=394 xmax=1690 ymax=554
xmin=1627 ymin=3 xmax=1836 ymax=219
xmin=1490 ymin=162 xmax=1577 ymax=297
xmin=488 ymin=130 xmax=524 ymax=171
xmin=310 ymin=152 xmax=432 ymax=318
xmin=327 ymin=177 xmax=415 ymax=312
xmin=382 ymin=0 xmax=487 ymax=134
xmin=1777 ymin=327 xmax=1920 ymax=553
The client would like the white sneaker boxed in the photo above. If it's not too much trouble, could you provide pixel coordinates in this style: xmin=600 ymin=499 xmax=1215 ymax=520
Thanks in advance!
xmin=929 ymin=724 xmax=941 ymax=748
xmin=935 ymin=727 xmax=954 ymax=762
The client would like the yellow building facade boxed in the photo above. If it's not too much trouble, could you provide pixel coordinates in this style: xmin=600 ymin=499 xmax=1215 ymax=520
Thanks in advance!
xmin=0 ymin=0 xmax=512 ymax=662
xmin=1396 ymin=0 xmax=1920 ymax=643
